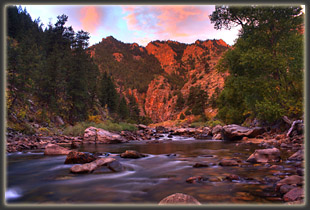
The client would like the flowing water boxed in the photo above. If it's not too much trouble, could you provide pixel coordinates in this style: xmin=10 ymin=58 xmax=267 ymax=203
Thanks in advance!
xmin=6 ymin=136 xmax=297 ymax=205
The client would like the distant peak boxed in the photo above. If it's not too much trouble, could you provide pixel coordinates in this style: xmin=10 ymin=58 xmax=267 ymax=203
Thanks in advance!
xmin=102 ymin=36 xmax=117 ymax=42
xmin=131 ymin=43 xmax=139 ymax=48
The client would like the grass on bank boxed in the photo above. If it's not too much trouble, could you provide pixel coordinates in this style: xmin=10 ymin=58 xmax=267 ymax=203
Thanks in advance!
xmin=63 ymin=120 xmax=137 ymax=136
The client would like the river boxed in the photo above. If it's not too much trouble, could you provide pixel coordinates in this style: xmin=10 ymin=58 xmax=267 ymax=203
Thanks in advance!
xmin=6 ymin=135 xmax=297 ymax=205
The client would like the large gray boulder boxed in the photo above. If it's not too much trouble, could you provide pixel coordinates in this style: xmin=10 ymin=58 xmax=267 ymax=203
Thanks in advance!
xmin=83 ymin=127 xmax=126 ymax=144
xmin=246 ymin=148 xmax=281 ymax=163
xmin=221 ymin=124 xmax=265 ymax=140
xmin=44 ymin=143 xmax=71 ymax=155
xmin=158 ymin=193 xmax=201 ymax=205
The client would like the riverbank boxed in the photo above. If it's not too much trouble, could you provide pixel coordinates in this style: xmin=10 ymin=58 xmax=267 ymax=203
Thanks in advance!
xmin=5 ymin=122 xmax=304 ymax=204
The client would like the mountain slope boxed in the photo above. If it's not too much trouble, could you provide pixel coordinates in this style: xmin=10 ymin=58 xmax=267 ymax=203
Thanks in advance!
xmin=90 ymin=37 xmax=230 ymax=123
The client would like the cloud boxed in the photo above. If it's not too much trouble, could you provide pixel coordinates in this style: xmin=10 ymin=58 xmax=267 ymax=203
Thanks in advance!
xmin=121 ymin=5 xmax=216 ymax=42
xmin=80 ymin=6 xmax=101 ymax=34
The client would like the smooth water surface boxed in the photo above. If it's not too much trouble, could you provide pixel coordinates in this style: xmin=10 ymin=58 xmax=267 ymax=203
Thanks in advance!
xmin=6 ymin=138 xmax=296 ymax=205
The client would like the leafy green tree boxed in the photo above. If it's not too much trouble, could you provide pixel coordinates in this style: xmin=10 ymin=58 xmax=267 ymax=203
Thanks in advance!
xmin=211 ymin=6 xmax=304 ymax=124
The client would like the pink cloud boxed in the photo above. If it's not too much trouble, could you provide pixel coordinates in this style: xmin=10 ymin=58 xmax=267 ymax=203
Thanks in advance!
xmin=121 ymin=5 xmax=215 ymax=41
xmin=80 ymin=6 xmax=101 ymax=33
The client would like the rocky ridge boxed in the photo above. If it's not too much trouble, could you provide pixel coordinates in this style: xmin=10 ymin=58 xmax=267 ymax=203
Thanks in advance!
xmin=90 ymin=37 xmax=230 ymax=122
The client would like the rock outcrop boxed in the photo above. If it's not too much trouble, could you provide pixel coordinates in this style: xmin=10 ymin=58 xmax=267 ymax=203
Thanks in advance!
xmin=221 ymin=124 xmax=265 ymax=140
xmin=83 ymin=127 xmax=126 ymax=144
xmin=246 ymin=148 xmax=281 ymax=163
xmin=158 ymin=193 xmax=201 ymax=205
xmin=91 ymin=37 xmax=230 ymax=122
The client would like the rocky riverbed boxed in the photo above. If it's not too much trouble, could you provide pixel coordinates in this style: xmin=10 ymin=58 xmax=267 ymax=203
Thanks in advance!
xmin=5 ymin=122 xmax=304 ymax=205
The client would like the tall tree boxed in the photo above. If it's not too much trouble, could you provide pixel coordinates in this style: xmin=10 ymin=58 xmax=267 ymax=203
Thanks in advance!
xmin=211 ymin=6 xmax=304 ymax=123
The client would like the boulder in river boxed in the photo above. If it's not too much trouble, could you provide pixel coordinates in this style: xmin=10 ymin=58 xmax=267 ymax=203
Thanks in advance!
xmin=64 ymin=151 xmax=97 ymax=164
xmin=120 ymin=150 xmax=147 ymax=159
xmin=287 ymin=150 xmax=303 ymax=161
xmin=172 ymin=128 xmax=196 ymax=136
xmin=44 ymin=143 xmax=71 ymax=155
xmin=158 ymin=193 xmax=201 ymax=205
xmin=226 ymin=174 xmax=240 ymax=181
xmin=276 ymin=175 xmax=303 ymax=190
xmin=219 ymin=159 xmax=239 ymax=166
xmin=283 ymin=187 xmax=304 ymax=202
xmin=83 ymin=127 xmax=126 ymax=144
xmin=212 ymin=133 xmax=222 ymax=140
xmin=221 ymin=124 xmax=265 ymax=140
xmin=70 ymin=157 xmax=122 ymax=173
xmin=246 ymin=148 xmax=281 ymax=163
xmin=211 ymin=125 xmax=223 ymax=135
xmin=193 ymin=163 xmax=209 ymax=168
xmin=186 ymin=176 xmax=204 ymax=183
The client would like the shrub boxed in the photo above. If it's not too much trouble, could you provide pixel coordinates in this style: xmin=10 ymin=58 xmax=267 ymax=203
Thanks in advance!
xmin=38 ymin=127 xmax=52 ymax=135
xmin=206 ymin=120 xmax=224 ymax=128
xmin=179 ymin=113 xmax=185 ymax=120
xmin=185 ymin=109 xmax=191 ymax=115
xmin=88 ymin=115 xmax=102 ymax=124
xmin=11 ymin=122 xmax=35 ymax=135
xmin=190 ymin=121 xmax=207 ymax=128
xmin=63 ymin=120 xmax=137 ymax=136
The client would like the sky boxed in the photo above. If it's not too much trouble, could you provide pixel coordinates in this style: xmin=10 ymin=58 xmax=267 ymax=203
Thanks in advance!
xmin=21 ymin=5 xmax=241 ymax=47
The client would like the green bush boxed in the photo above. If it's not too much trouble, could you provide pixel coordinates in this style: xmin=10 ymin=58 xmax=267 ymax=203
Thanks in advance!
xmin=206 ymin=120 xmax=224 ymax=128
xmin=189 ymin=121 xmax=207 ymax=128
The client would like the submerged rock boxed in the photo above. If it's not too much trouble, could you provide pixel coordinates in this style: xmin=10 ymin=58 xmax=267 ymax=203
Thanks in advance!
xmin=186 ymin=176 xmax=204 ymax=183
xmin=64 ymin=151 xmax=97 ymax=164
xmin=226 ymin=174 xmax=240 ymax=181
xmin=193 ymin=163 xmax=209 ymax=168
xmin=158 ymin=193 xmax=201 ymax=205
xmin=219 ymin=159 xmax=239 ymax=166
xmin=246 ymin=148 xmax=281 ymax=163
xmin=120 ymin=150 xmax=147 ymax=159
xmin=44 ymin=143 xmax=71 ymax=155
